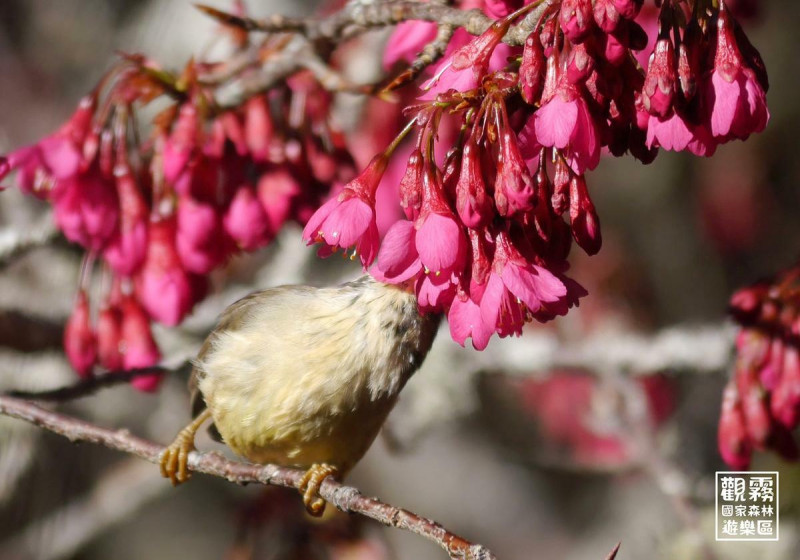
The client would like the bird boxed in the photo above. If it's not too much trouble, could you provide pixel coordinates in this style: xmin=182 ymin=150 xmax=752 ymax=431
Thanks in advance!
xmin=159 ymin=275 xmax=440 ymax=515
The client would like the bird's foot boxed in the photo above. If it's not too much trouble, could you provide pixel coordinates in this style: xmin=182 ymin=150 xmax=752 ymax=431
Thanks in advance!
xmin=159 ymin=409 xmax=212 ymax=485
xmin=298 ymin=464 xmax=339 ymax=516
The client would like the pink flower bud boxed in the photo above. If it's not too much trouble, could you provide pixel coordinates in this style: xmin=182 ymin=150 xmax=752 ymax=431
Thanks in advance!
xmin=224 ymin=185 xmax=273 ymax=251
xmin=566 ymin=42 xmax=595 ymax=84
xmin=244 ymin=95 xmax=275 ymax=162
xmin=163 ymin=104 xmax=199 ymax=184
xmin=569 ymin=173 xmax=602 ymax=255
xmin=593 ymin=0 xmax=621 ymax=33
xmin=257 ymin=167 xmax=302 ymax=232
xmin=103 ymin=165 xmax=148 ymax=276
xmin=120 ymin=297 xmax=163 ymax=392
xmin=455 ymin=137 xmax=492 ymax=228
xmin=718 ymin=380 xmax=752 ymax=469
xmin=642 ymin=37 xmax=677 ymax=118
xmin=399 ymin=149 xmax=424 ymax=220
xmin=135 ymin=218 xmax=195 ymax=326
xmin=64 ymin=290 xmax=96 ymax=378
xmin=560 ymin=0 xmax=594 ymax=43
xmin=678 ymin=19 xmax=702 ymax=101
xmin=175 ymin=195 xmax=228 ymax=274
xmin=494 ymin=130 xmax=536 ymax=216
xmin=96 ymin=305 xmax=124 ymax=371
xmin=520 ymin=32 xmax=545 ymax=104
xmin=52 ymin=168 xmax=120 ymax=252
xmin=612 ymin=0 xmax=643 ymax=20
xmin=551 ymin=158 xmax=571 ymax=215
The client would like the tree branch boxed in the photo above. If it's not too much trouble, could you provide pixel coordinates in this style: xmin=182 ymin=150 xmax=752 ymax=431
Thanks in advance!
xmin=197 ymin=1 xmax=552 ymax=46
xmin=0 ymin=394 xmax=497 ymax=560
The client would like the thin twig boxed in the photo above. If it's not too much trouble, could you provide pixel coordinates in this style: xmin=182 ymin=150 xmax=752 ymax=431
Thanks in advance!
xmin=0 ymin=395 xmax=497 ymax=560
xmin=4 ymin=366 xmax=183 ymax=402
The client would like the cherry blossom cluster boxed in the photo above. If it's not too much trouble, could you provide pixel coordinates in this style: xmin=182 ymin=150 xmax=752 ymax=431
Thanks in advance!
xmin=719 ymin=270 xmax=800 ymax=469
xmin=1 ymin=59 xmax=354 ymax=387
xmin=304 ymin=0 xmax=769 ymax=349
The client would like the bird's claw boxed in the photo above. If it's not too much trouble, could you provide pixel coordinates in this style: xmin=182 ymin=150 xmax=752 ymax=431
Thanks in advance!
xmin=298 ymin=464 xmax=338 ymax=516
xmin=159 ymin=431 xmax=196 ymax=485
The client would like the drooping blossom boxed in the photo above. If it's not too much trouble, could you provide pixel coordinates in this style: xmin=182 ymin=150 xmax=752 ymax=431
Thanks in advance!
xmin=51 ymin=167 xmax=120 ymax=252
xmin=302 ymin=154 xmax=387 ymax=267
xmin=706 ymin=1 xmax=769 ymax=140
xmin=135 ymin=218 xmax=197 ymax=326
xmin=415 ymin=160 xmax=467 ymax=276
xmin=532 ymin=61 xmax=601 ymax=174
xmin=479 ymin=231 xmax=569 ymax=335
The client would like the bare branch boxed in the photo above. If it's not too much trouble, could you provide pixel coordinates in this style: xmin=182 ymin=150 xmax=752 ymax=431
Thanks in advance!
xmin=466 ymin=322 xmax=736 ymax=377
xmin=197 ymin=1 xmax=552 ymax=46
xmin=4 ymin=365 xmax=183 ymax=402
xmin=0 ymin=395 xmax=497 ymax=560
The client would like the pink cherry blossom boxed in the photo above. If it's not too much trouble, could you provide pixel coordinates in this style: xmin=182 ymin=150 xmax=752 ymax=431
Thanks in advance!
xmin=534 ymin=80 xmax=601 ymax=174
xmin=448 ymin=292 xmax=494 ymax=350
xmin=302 ymin=154 xmax=386 ymax=268
xmin=706 ymin=2 xmax=769 ymax=139
xmin=646 ymin=111 xmax=717 ymax=156
xmin=371 ymin=220 xmax=422 ymax=284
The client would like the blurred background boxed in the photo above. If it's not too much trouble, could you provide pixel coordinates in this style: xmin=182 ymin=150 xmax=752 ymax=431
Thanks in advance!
xmin=0 ymin=1 xmax=799 ymax=559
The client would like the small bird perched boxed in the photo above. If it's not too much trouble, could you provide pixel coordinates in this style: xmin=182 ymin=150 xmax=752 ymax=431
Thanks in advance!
xmin=159 ymin=275 xmax=440 ymax=514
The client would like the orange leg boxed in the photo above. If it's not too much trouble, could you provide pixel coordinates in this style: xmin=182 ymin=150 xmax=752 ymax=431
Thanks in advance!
xmin=159 ymin=409 xmax=213 ymax=485
xmin=297 ymin=464 xmax=339 ymax=516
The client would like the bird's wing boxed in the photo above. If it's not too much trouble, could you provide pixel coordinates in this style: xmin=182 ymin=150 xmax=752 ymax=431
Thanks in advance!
xmin=188 ymin=289 xmax=277 ymax=439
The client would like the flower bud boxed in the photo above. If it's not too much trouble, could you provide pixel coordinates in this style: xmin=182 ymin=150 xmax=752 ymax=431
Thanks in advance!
xmin=135 ymin=218 xmax=195 ymax=326
xmin=560 ymin=0 xmax=594 ymax=44
xmin=120 ymin=297 xmax=163 ymax=392
xmin=399 ymin=149 xmax=424 ymax=220
xmin=64 ymin=290 xmax=96 ymax=378
xmin=224 ymin=185 xmax=273 ymax=251
xmin=642 ymin=37 xmax=677 ymax=118
xmin=96 ymin=304 xmax=124 ymax=371
xmin=456 ymin=137 xmax=492 ymax=228
xmin=520 ymin=32 xmax=545 ymax=104
xmin=569 ymin=173 xmax=602 ymax=255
